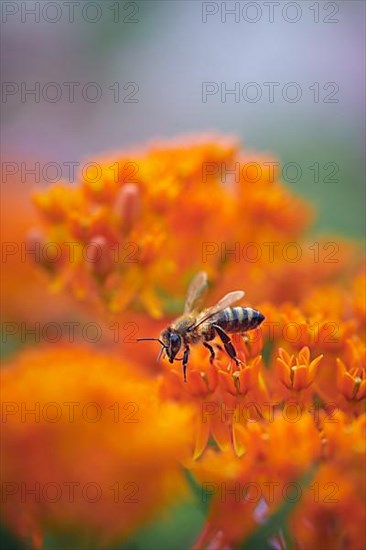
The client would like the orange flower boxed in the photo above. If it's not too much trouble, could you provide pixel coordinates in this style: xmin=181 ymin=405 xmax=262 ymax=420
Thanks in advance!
xmin=290 ymin=463 xmax=366 ymax=550
xmin=33 ymin=184 xmax=84 ymax=224
xmin=32 ymin=136 xmax=352 ymax=322
xmin=160 ymin=345 xmax=227 ymax=460
xmin=1 ymin=346 xmax=194 ymax=548
xmin=276 ymin=346 xmax=323 ymax=392
xmin=352 ymin=271 xmax=366 ymax=326
xmin=191 ymin=414 xmax=322 ymax=549
xmin=291 ymin=413 xmax=366 ymax=549
xmin=1 ymin=182 xmax=76 ymax=324
xmin=159 ymin=332 xmax=268 ymax=459
xmin=218 ymin=355 xmax=264 ymax=397
xmin=337 ymin=336 xmax=366 ymax=402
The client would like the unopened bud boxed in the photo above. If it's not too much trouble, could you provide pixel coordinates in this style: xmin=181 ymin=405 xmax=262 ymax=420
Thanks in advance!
xmin=88 ymin=236 xmax=113 ymax=278
xmin=25 ymin=228 xmax=44 ymax=256
xmin=114 ymin=184 xmax=140 ymax=230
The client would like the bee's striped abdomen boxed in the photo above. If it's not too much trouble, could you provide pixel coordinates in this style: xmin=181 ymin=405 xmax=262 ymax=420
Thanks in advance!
xmin=214 ymin=307 xmax=265 ymax=333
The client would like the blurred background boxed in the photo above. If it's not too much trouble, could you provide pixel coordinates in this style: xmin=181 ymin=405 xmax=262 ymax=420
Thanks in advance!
xmin=2 ymin=0 xmax=365 ymax=236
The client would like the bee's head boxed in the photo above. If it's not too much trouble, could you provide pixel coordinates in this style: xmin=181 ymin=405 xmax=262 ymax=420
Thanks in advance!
xmin=160 ymin=328 xmax=182 ymax=363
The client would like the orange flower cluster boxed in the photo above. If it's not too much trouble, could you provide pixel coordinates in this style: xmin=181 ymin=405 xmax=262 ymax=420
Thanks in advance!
xmin=161 ymin=332 xmax=365 ymax=549
xmin=1 ymin=346 xmax=194 ymax=548
xmin=2 ymin=136 xmax=365 ymax=549
xmin=31 ymin=135 xmax=322 ymax=318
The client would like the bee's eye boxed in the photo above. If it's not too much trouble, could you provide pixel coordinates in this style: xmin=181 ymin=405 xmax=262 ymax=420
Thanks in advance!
xmin=170 ymin=334 xmax=180 ymax=346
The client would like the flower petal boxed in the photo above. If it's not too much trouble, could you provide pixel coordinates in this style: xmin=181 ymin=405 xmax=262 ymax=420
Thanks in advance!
xmin=210 ymin=414 xmax=231 ymax=452
xmin=342 ymin=372 xmax=356 ymax=400
xmin=232 ymin=423 xmax=247 ymax=458
xmin=276 ymin=358 xmax=292 ymax=388
xmin=292 ymin=365 xmax=308 ymax=391
xmin=193 ymin=415 xmax=210 ymax=460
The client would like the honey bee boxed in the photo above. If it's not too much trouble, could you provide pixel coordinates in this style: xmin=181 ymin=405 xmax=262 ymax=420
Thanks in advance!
xmin=137 ymin=271 xmax=265 ymax=382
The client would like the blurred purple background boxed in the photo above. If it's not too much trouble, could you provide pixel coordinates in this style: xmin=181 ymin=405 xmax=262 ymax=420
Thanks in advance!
xmin=2 ymin=0 xmax=365 ymax=235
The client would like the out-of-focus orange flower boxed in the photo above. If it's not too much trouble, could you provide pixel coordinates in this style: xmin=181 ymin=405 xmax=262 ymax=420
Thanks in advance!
xmin=1 ymin=346 xmax=194 ymax=548
xmin=337 ymin=360 xmax=365 ymax=402
xmin=191 ymin=414 xmax=322 ymax=550
xmin=352 ymin=271 xmax=366 ymax=326
xmin=290 ymin=462 xmax=366 ymax=550
xmin=337 ymin=336 xmax=366 ymax=402
xmin=32 ymin=136 xmax=355 ymax=322
xmin=312 ymin=334 xmax=366 ymax=416
xmin=290 ymin=413 xmax=366 ymax=549
xmin=214 ymin=238 xmax=355 ymax=310
xmin=287 ymin=307 xmax=355 ymax=353
xmin=321 ymin=410 xmax=365 ymax=464
xmin=1 ymin=182 xmax=76 ymax=324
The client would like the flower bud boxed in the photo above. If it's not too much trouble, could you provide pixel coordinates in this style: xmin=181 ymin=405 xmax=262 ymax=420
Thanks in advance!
xmin=114 ymin=184 xmax=140 ymax=230
xmin=87 ymin=235 xmax=114 ymax=278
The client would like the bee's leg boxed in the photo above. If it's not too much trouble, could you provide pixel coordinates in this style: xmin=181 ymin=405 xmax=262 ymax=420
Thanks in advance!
xmin=212 ymin=325 xmax=240 ymax=366
xmin=182 ymin=346 xmax=190 ymax=383
xmin=203 ymin=342 xmax=215 ymax=363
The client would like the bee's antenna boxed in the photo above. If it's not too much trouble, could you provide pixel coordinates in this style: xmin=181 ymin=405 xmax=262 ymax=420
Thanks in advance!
xmin=136 ymin=338 xmax=165 ymax=347
xmin=155 ymin=346 xmax=165 ymax=365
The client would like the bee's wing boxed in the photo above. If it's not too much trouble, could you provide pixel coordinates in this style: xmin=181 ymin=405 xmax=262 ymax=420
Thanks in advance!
xmin=184 ymin=271 xmax=208 ymax=314
xmin=190 ymin=290 xmax=245 ymax=329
